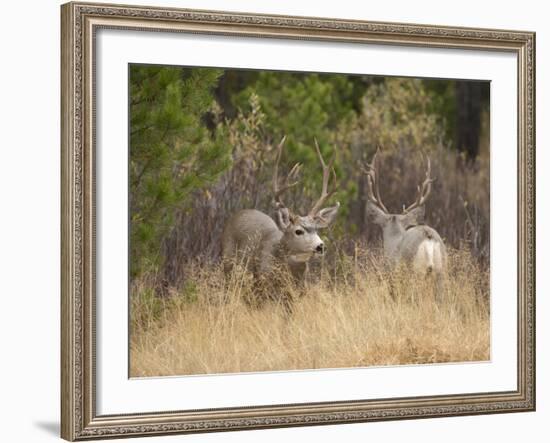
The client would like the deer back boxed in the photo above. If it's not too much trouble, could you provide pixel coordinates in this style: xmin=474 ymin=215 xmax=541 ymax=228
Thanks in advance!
xmin=222 ymin=209 xmax=282 ymax=263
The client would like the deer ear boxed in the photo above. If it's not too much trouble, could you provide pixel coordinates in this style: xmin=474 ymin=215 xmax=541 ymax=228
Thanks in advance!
xmin=366 ymin=202 xmax=389 ymax=225
xmin=275 ymin=207 xmax=292 ymax=230
xmin=402 ymin=206 xmax=425 ymax=226
xmin=313 ymin=202 xmax=340 ymax=228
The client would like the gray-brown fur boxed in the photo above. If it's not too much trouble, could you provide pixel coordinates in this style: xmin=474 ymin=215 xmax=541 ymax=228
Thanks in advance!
xmin=364 ymin=150 xmax=447 ymax=300
xmin=222 ymin=137 xmax=340 ymax=311
xmin=222 ymin=206 xmax=339 ymax=311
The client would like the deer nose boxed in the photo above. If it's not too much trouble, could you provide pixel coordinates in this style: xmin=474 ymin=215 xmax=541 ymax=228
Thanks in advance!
xmin=315 ymin=243 xmax=325 ymax=253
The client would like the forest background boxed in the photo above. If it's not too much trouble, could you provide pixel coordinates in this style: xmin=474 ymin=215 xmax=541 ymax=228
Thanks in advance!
xmin=129 ymin=65 xmax=489 ymax=290
xmin=128 ymin=65 xmax=490 ymax=376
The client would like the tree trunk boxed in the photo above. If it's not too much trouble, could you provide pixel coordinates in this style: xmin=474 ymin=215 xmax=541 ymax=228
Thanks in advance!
xmin=455 ymin=81 xmax=482 ymax=163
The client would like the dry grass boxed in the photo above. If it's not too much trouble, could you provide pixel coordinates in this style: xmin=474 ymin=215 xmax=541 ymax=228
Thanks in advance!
xmin=130 ymin=248 xmax=489 ymax=377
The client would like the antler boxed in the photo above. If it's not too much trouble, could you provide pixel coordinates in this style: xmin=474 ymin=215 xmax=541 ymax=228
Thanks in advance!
xmin=308 ymin=138 xmax=339 ymax=217
xmin=362 ymin=148 xmax=389 ymax=214
xmin=402 ymin=156 xmax=435 ymax=214
xmin=272 ymin=136 xmax=302 ymax=208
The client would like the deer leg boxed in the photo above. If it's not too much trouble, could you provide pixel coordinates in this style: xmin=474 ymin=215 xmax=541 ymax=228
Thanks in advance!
xmin=376 ymin=259 xmax=396 ymax=302
xmin=222 ymin=251 xmax=233 ymax=275
xmin=247 ymin=272 xmax=269 ymax=309
xmin=388 ymin=275 xmax=397 ymax=301
xmin=280 ymin=293 xmax=294 ymax=316
xmin=386 ymin=262 xmax=400 ymax=302
xmin=221 ymin=235 xmax=237 ymax=277
xmin=434 ymin=272 xmax=445 ymax=303
xmin=271 ymin=273 xmax=295 ymax=316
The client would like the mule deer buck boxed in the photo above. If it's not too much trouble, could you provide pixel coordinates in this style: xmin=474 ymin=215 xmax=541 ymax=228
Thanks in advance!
xmin=222 ymin=137 xmax=340 ymax=311
xmin=363 ymin=149 xmax=447 ymax=299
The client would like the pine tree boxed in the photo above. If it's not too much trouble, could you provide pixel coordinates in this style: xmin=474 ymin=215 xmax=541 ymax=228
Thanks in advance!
xmin=130 ymin=65 xmax=231 ymax=277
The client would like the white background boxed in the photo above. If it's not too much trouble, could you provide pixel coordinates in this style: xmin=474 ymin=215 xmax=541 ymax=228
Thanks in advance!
xmin=0 ymin=0 xmax=546 ymax=442
xmin=96 ymin=29 xmax=518 ymax=414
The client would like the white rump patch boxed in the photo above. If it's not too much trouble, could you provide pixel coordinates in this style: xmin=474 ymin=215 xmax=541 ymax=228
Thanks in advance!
xmin=413 ymin=239 xmax=443 ymax=273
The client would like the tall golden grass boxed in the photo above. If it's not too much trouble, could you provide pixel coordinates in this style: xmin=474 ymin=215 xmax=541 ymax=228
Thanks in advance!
xmin=130 ymin=247 xmax=489 ymax=377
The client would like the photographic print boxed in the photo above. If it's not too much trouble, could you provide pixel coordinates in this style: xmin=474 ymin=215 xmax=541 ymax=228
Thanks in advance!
xmin=61 ymin=4 xmax=535 ymax=439
xmin=129 ymin=65 xmax=491 ymax=377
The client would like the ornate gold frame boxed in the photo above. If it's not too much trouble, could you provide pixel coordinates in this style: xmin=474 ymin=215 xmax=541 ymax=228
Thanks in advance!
xmin=61 ymin=2 xmax=536 ymax=440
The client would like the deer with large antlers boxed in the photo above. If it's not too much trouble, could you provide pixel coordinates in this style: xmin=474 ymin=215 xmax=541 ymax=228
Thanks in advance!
xmin=363 ymin=149 xmax=447 ymax=298
xmin=222 ymin=137 xmax=340 ymax=310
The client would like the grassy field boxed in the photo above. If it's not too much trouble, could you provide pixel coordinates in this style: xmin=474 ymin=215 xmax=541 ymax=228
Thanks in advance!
xmin=130 ymin=247 xmax=490 ymax=377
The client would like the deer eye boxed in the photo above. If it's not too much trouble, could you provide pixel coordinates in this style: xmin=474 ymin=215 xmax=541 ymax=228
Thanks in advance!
xmin=295 ymin=229 xmax=304 ymax=236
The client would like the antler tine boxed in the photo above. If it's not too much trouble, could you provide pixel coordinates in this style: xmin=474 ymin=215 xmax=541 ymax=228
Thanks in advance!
xmin=272 ymin=136 xmax=301 ymax=208
xmin=308 ymin=139 xmax=339 ymax=217
xmin=362 ymin=148 xmax=389 ymax=214
xmin=403 ymin=156 xmax=435 ymax=213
